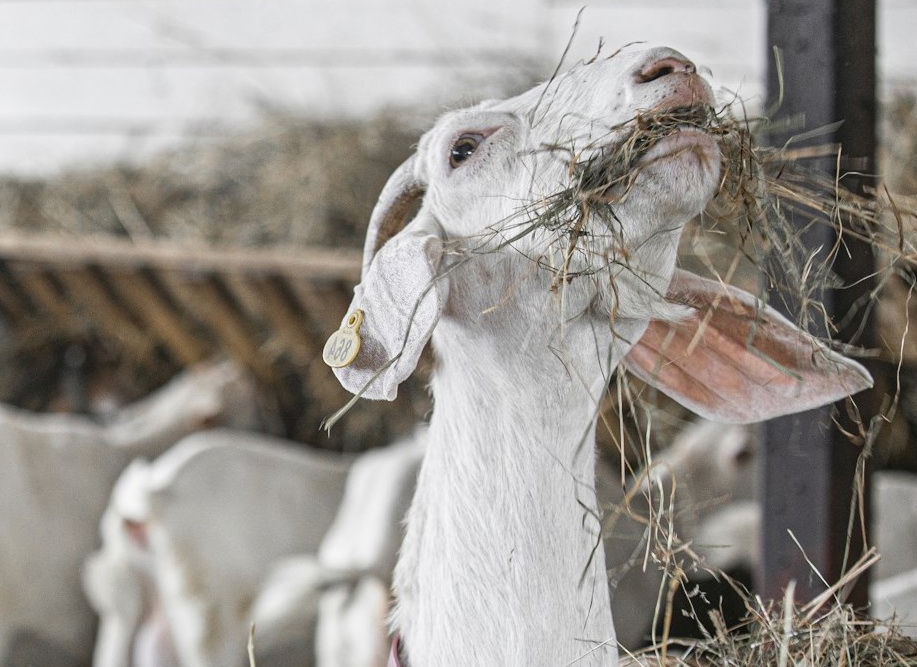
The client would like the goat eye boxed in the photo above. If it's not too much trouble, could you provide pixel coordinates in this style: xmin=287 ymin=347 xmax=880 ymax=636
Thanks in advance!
xmin=449 ymin=134 xmax=483 ymax=168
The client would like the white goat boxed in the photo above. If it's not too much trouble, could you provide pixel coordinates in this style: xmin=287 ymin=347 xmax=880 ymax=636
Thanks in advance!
xmin=84 ymin=429 xmax=423 ymax=667
xmin=866 ymin=471 xmax=917 ymax=635
xmin=253 ymin=432 xmax=424 ymax=667
xmin=327 ymin=45 xmax=873 ymax=666
xmin=0 ymin=360 xmax=256 ymax=666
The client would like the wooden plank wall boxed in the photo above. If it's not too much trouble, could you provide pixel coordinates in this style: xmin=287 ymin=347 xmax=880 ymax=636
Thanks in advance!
xmin=0 ymin=234 xmax=361 ymax=375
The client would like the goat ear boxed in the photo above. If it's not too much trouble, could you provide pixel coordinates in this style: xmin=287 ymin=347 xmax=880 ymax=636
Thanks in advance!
xmin=361 ymin=155 xmax=425 ymax=275
xmin=329 ymin=157 xmax=445 ymax=401
xmin=621 ymin=269 xmax=873 ymax=424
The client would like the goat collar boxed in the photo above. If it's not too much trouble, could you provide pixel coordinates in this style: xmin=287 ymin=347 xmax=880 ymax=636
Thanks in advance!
xmin=388 ymin=635 xmax=405 ymax=667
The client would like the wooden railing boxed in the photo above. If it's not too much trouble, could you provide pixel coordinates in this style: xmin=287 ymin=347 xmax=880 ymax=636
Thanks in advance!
xmin=0 ymin=233 xmax=361 ymax=379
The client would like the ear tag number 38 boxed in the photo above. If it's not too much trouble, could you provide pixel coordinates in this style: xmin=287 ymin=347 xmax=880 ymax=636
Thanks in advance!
xmin=323 ymin=310 xmax=364 ymax=368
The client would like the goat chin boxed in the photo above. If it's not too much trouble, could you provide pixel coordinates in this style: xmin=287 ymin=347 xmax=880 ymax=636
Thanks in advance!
xmin=329 ymin=43 xmax=872 ymax=667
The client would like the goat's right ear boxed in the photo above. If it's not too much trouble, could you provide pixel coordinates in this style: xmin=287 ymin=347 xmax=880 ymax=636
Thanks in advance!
xmin=326 ymin=156 xmax=446 ymax=401
xmin=621 ymin=270 xmax=873 ymax=424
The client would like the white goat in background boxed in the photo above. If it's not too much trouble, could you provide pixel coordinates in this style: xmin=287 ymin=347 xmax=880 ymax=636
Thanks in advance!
xmin=84 ymin=429 xmax=424 ymax=667
xmin=871 ymin=472 xmax=917 ymax=636
xmin=327 ymin=44 xmax=872 ymax=666
xmin=0 ymin=360 xmax=256 ymax=666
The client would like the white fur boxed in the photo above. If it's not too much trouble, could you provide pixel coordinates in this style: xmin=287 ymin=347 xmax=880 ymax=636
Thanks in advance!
xmin=868 ymin=471 xmax=917 ymax=635
xmin=85 ymin=429 xmax=424 ymax=667
xmin=335 ymin=43 xmax=869 ymax=667
xmin=85 ymin=430 xmax=352 ymax=667
xmin=0 ymin=360 xmax=256 ymax=665
xmin=690 ymin=502 xmax=761 ymax=574
xmin=388 ymin=47 xmax=722 ymax=666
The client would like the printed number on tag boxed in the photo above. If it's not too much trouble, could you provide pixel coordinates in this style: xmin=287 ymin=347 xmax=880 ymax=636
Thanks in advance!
xmin=323 ymin=310 xmax=364 ymax=368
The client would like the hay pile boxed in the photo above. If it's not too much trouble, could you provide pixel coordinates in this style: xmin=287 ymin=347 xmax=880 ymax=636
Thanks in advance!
xmin=693 ymin=604 xmax=917 ymax=666
xmin=624 ymin=569 xmax=917 ymax=666
xmin=627 ymin=610 xmax=917 ymax=666
xmin=0 ymin=112 xmax=418 ymax=249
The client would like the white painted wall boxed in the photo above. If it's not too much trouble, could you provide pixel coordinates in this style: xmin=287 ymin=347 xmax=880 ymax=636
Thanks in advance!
xmin=0 ymin=0 xmax=912 ymax=175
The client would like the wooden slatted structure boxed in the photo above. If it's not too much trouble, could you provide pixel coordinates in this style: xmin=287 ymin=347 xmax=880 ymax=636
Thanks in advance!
xmin=0 ymin=233 xmax=395 ymax=445
xmin=0 ymin=234 xmax=362 ymax=373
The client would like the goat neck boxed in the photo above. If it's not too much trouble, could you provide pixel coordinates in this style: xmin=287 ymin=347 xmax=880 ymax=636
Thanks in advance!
xmin=390 ymin=253 xmax=638 ymax=666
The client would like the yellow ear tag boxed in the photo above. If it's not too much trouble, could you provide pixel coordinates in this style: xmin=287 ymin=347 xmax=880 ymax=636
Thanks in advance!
xmin=323 ymin=309 xmax=364 ymax=368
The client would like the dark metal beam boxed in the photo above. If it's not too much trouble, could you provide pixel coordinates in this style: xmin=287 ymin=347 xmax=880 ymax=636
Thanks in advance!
xmin=761 ymin=0 xmax=877 ymax=608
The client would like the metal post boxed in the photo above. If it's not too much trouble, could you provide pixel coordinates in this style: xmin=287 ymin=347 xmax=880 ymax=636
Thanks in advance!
xmin=761 ymin=0 xmax=876 ymax=608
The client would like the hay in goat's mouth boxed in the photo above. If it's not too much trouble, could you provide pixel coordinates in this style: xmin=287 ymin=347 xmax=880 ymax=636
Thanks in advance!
xmin=507 ymin=102 xmax=727 ymax=289
xmin=575 ymin=103 xmax=720 ymax=202
xmin=531 ymin=103 xmax=722 ymax=214
xmin=519 ymin=98 xmax=917 ymax=332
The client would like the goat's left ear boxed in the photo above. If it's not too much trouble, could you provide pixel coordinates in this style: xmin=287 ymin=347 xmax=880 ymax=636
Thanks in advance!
xmin=329 ymin=220 xmax=445 ymax=401
xmin=327 ymin=154 xmax=445 ymax=401
xmin=622 ymin=269 xmax=873 ymax=424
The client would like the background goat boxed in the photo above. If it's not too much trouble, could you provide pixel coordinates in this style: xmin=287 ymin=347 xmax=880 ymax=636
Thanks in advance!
xmin=0 ymin=361 xmax=256 ymax=666
xmin=85 ymin=429 xmax=423 ymax=667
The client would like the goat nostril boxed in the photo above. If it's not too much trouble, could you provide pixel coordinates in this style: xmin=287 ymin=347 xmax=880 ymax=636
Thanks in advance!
xmin=637 ymin=57 xmax=696 ymax=83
